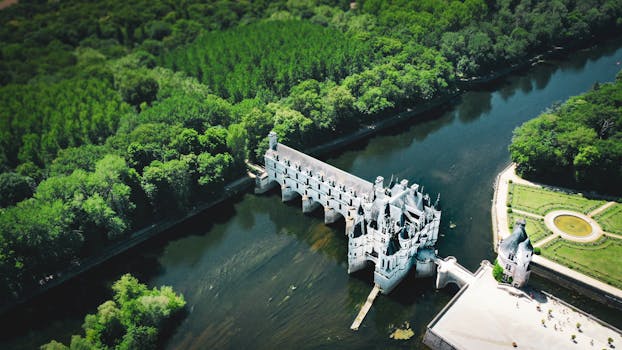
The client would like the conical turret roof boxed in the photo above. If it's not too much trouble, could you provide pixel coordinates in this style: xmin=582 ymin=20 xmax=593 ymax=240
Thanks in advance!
xmin=499 ymin=222 xmax=528 ymax=256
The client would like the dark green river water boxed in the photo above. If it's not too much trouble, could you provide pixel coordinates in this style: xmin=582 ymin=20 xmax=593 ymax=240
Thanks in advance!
xmin=3 ymin=38 xmax=622 ymax=349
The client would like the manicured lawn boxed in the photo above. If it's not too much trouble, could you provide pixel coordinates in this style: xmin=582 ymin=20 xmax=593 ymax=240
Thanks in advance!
xmin=593 ymin=203 xmax=622 ymax=234
xmin=509 ymin=184 xmax=605 ymax=216
xmin=508 ymin=214 xmax=552 ymax=243
xmin=541 ymin=236 xmax=622 ymax=289
xmin=553 ymin=215 xmax=592 ymax=237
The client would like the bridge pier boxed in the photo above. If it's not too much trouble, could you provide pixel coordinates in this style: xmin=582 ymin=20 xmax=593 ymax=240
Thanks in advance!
xmin=345 ymin=216 xmax=355 ymax=236
xmin=281 ymin=185 xmax=299 ymax=202
xmin=255 ymin=172 xmax=277 ymax=194
xmin=324 ymin=206 xmax=342 ymax=224
xmin=434 ymin=256 xmax=472 ymax=290
xmin=302 ymin=195 xmax=321 ymax=213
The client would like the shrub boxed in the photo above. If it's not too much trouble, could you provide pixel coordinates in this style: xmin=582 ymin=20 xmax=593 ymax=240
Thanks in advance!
xmin=534 ymin=247 xmax=541 ymax=255
xmin=492 ymin=260 xmax=504 ymax=282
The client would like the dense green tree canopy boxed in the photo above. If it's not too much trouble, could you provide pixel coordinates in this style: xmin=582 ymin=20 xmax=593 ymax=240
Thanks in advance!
xmin=510 ymin=78 xmax=622 ymax=194
xmin=162 ymin=19 xmax=375 ymax=101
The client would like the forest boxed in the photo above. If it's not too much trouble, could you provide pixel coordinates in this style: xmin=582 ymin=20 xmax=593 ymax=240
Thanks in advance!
xmin=1 ymin=0 xmax=621 ymax=311
xmin=510 ymin=74 xmax=622 ymax=194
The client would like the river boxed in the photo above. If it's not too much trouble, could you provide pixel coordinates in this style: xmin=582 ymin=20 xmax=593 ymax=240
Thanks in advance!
xmin=3 ymin=38 xmax=622 ymax=350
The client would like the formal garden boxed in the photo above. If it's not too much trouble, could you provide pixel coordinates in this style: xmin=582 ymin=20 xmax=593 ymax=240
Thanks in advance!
xmin=540 ymin=236 xmax=622 ymax=289
xmin=508 ymin=184 xmax=606 ymax=216
xmin=507 ymin=213 xmax=552 ymax=243
xmin=506 ymin=183 xmax=622 ymax=289
xmin=593 ymin=203 xmax=622 ymax=235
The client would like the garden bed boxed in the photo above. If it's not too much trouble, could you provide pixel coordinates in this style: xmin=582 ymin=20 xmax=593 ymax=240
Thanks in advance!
xmin=509 ymin=184 xmax=605 ymax=216
xmin=541 ymin=236 xmax=622 ymax=289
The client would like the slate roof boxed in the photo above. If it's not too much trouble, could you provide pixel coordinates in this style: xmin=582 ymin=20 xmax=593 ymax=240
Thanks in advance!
xmin=386 ymin=235 xmax=401 ymax=256
xmin=499 ymin=221 xmax=532 ymax=256
xmin=273 ymin=143 xmax=373 ymax=195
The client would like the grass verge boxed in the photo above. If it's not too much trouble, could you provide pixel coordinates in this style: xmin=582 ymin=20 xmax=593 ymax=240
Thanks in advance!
xmin=509 ymin=184 xmax=605 ymax=216
xmin=541 ymin=236 xmax=622 ymax=289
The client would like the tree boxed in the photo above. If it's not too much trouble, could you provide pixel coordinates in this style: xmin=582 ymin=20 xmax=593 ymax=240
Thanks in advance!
xmin=196 ymin=152 xmax=234 ymax=192
xmin=492 ymin=260 xmax=504 ymax=282
xmin=112 ymin=274 xmax=148 ymax=306
xmin=40 ymin=340 xmax=68 ymax=350
xmin=117 ymin=326 xmax=157 ymax=350
xmin=226 ymin=123 xmax=248 ymax=164
xmin=170 ymin=128 xmax=201 ymax=155
xmin=83 ymin=300 xmax=125 ymax=348
xmin=118 ymin=72 xmax=159 ymax=108
xmin=141 ymin=159 xmax=192 ymax=213
xmin=199 ymin=126 xmax=229 ymax=155
xmin=43 ymin=274 xmax=185 ymax=350
xmin=0 ymin=172 xmax=34 ymax=207
xmin=49 ymin=145 xmax=107 ymax=176
xmin=240 ymin=108 xmax=274 ymax=162
xmin=573 ymin=145 xmax=601 ymax=183
xmin=270 ymin=105 xmax=314 ymax=149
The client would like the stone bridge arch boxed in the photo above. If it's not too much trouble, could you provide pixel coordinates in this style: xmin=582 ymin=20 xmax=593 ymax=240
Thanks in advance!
xmin=435 ymin=256 xmax=473 ymax=290
xmin=323 ymin=205 xmax=345 ymax=225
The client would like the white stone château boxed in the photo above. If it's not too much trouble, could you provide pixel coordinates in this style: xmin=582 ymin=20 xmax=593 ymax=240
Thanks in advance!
xmin=497 ymin=218 xmax=533 ymax=287
xmin=256 ymin=132 xmax=442 ymax=294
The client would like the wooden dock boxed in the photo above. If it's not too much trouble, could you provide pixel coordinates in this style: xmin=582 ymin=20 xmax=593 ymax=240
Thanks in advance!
xmin=350 ymin=284 xmax=381 ymax=330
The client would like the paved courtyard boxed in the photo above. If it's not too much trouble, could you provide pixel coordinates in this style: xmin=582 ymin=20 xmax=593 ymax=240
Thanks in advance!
xmin=429 ymin=264 xmax=622 ymax=350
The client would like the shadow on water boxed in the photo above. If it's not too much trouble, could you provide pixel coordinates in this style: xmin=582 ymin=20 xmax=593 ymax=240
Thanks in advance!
xmin=456 ymin=91 xmax=493 ymax=123
xmin=0 ymin=193 xmax=245 ymax=349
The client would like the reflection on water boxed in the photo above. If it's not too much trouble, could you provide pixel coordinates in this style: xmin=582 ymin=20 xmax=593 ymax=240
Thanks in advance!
xmin=3 ymin=37 xmax=622 ymax=350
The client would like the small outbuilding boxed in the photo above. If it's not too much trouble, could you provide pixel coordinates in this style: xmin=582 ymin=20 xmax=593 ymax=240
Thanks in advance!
xmin=497 ymin=218 xmax=533 ymax=287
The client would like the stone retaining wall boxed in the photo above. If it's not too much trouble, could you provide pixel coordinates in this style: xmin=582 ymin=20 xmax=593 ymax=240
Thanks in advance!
xmin=530 ymin=261 xmax=622 ymax=311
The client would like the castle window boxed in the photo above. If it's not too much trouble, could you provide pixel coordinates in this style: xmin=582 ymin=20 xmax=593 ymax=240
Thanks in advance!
xmin=318 ymin=184 xmax=320 ymax=190
xmin=508 ymin=253 xmax=514 ymax=260
xmin=339 ymin=194 xmax=342 ymax=200
xmin=328 ymin=189 xmax=331 ymax=196
xmin=296 ymin=173 xmax=298 ymax=179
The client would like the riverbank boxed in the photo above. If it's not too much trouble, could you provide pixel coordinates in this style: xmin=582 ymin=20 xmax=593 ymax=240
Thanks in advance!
xmin=491 ymin=164 xmax=622 ymax=310
xmin=0 ymin=175 xmax=255 ymax=315
xmin=3 ymin=35 xmax=621 ymax=317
